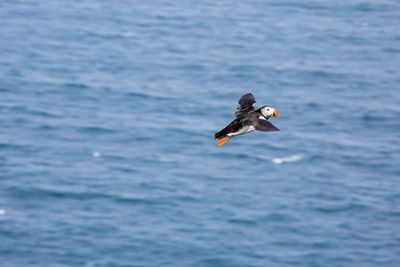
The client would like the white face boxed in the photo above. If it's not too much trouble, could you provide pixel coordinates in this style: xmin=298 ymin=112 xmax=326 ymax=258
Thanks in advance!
xmin=261 ymin=106 xmax=275 ymax=118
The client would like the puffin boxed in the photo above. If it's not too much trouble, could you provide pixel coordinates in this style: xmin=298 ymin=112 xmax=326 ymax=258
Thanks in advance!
xmin=215 ymin=93 xmax=280 ymax=147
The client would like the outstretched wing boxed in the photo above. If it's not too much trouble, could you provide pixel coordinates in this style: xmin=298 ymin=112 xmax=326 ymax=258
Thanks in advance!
xmin=254 ymin=119 xmax=280 ymax=132
xmin=235 ymin=93 xmax=256 ymax=117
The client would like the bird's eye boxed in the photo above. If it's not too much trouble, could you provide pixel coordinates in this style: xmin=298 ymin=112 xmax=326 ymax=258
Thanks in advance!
xmin=267 ymin=108 xmax=270 ymax=111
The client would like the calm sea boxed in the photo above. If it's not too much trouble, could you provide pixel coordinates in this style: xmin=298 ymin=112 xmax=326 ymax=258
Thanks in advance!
xmin=1 ymin=1 xmax=399 ymax=266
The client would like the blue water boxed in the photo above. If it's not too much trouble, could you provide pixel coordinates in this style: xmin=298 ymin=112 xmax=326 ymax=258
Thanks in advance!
xmin=1 ymin=1 xmax=400 ymax=266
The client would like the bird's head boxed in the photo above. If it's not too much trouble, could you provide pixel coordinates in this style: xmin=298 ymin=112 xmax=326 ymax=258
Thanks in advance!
xmin=261 ymin=106 xmax=280 ymax=119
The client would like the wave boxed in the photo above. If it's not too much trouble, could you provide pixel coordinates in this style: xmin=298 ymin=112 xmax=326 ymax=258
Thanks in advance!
xmin=272 ymin=154 xmax=303 ymax=164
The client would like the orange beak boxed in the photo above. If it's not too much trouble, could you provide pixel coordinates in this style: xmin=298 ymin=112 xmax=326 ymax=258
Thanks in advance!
xmin=273 ymin=109 xmax=281 ymax=118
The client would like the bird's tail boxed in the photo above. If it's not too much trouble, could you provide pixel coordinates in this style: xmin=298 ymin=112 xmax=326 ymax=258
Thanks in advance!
xmin=214 ymin=131 xmax=223 ymax=139
xmin=215 ymin=128 xmax=229 ymax=139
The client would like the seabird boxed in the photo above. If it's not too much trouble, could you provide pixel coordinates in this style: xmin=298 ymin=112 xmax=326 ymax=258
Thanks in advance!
xmin=215 ymin=93 xmax=280 ymax=147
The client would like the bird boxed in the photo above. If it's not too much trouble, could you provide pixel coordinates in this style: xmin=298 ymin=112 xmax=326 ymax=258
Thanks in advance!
xmin=215 ymin=93 xmax=280 ymax=147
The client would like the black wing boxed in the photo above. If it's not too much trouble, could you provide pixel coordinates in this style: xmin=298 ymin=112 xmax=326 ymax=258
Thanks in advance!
xmin=254 ymin=119 xmax=280 ymax=132
xmin=235 ymin=93 xmax=256 ymax=117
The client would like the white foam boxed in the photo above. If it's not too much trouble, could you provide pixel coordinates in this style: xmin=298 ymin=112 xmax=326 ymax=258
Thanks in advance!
xmin=272 ymin=154 xmax=303 ymax=164
xmin=0 ymin=209 xmax=5 ymax=215
xmin=92 ymin=151 xmax=101 ymax=158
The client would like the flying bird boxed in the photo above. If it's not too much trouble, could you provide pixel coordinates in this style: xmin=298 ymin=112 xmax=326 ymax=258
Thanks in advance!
xmin=215 ymin=93 xmax=280 ymax=147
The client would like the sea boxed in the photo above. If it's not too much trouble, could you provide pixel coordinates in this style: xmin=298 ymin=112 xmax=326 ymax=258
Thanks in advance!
xmin=1 ymin=1 xmax=399 ymax=266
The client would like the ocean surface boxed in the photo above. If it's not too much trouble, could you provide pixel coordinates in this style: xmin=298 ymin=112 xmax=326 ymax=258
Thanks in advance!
xmin=1 ymin=1 xmax=400 ymax=266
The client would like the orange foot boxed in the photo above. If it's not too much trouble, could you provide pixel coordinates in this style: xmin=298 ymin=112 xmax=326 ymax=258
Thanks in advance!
xmin=217 ymin=136 xmax=233 ymax=147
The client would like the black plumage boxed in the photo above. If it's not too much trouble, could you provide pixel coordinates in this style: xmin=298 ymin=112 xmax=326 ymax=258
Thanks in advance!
xmin=215 ymin=93 xmax=280 ymax=141
xmin=235 ymin=93 xmax=256 ymax=117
